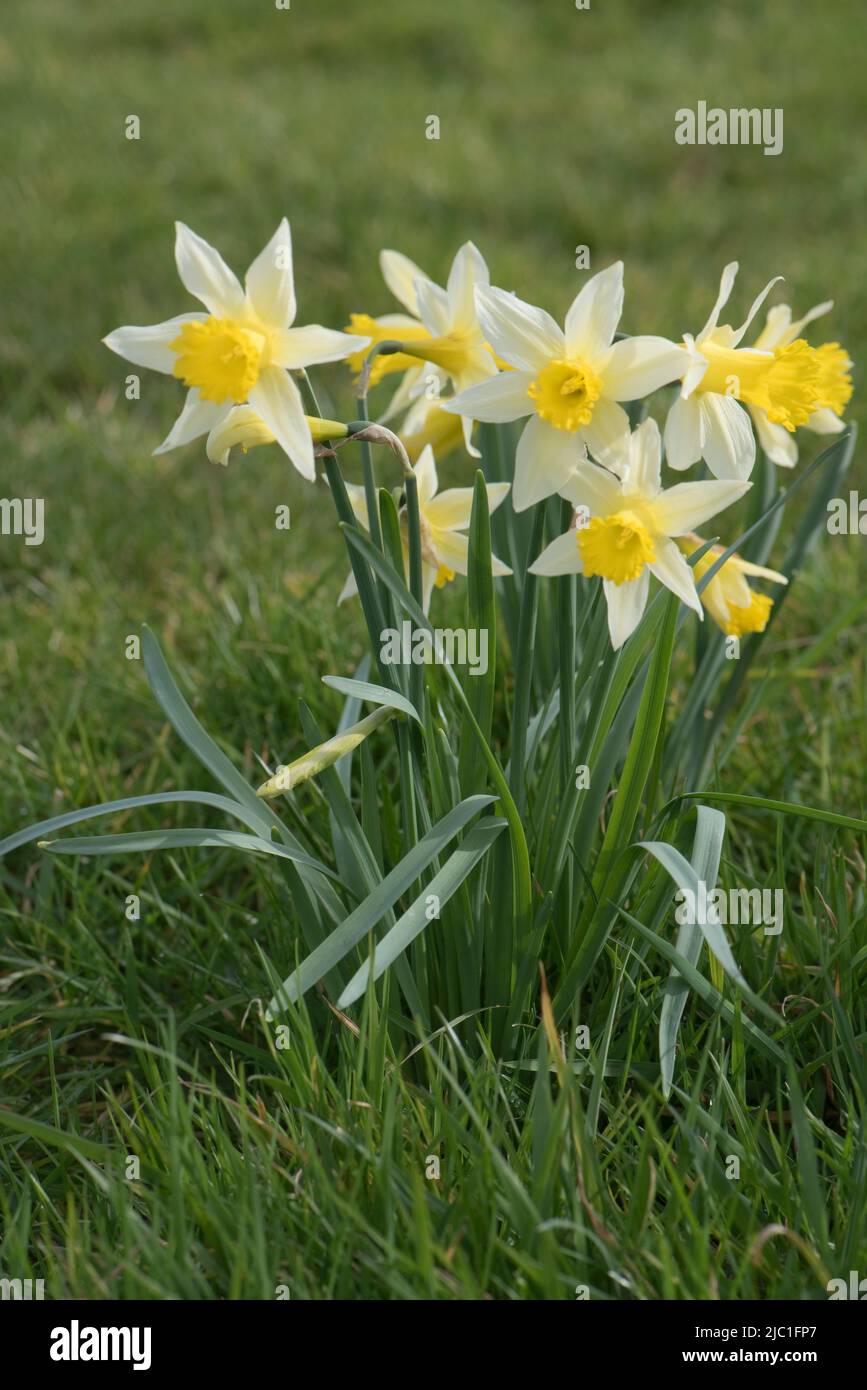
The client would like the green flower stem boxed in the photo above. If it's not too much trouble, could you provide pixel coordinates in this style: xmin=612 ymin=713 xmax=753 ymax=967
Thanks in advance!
xmin=509 ymin=506 xmax=546 ymax=815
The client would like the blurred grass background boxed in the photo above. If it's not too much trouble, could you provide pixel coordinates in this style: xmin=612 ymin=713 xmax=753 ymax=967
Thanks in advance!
xmin=1 ymin=0 xmax=865 ymax=828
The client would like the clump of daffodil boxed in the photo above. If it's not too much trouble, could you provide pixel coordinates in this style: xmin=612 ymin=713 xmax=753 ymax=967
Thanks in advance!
xmin=338 ymin=444 xmax=511 ymax=611
xmin=745 ymin=299 xmax=853 ymax=467
xmin=442 ymin=263 xmax=689 ymax=510
xmin=529 ymin=418 xmax=750 ymax=649
xmin=346 ymin=243 xmax=500 ymax=453
xmin=664 ymin=263 xmax=834 ymax=481
xmin=103 ymin=219 xmax=368 ymax=480
xmin=205 ymin=405 xmax=349 ymax=465
xmin=678 ymin=534 xmax=787 ymax=637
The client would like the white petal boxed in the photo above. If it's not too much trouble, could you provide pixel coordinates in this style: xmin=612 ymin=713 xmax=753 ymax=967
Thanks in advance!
xmin=338 ymin=569 xmax=359 ymax=605
xmin=380 ymin=365 xmax=428 ymax=425
xmin=205 ymin=404 xmax=273 ymax=465
xmin=441 ymin=369 xmax=535 ymax=424
xmin=651 ymin=478 xmax=750 ymax=535
xmin=807 ymin=407 xmax=845 ymax=436
xmin=414 ymin=444 xmax=438 ymax=504
xmin=461 ymin=412 xmax=481 ymax=459
xmin=752 ymin=303 xmax=792 ymax=351
xmin=422 ymin=564 xmax=437 ymax=614
xmin=513 ymin=417 xmax=583 ymax=511
xmin=624 ymin=417 xmax=662 ymax=495
xmin=474 ymin=285 xmax=564 ymax=372
xmin=248 ymin=367 xmax=315 ymax=480
xmin=581 ymin=397 xmax=630 ymax=468
xmin=700 ymin=393 xmax=756 ymax=480
xmin=697 ymin=262 xmax=739 ymax=342
xmin=446 ymin=242 xmax=490 ymax=333
xmin=153 ymin=390 xmax=229 ymax=455
xmin=603 ymin=336 xmax=689 ymax=400
xmin=175 ymin=222 xmax=246 ymax=318
xmin=380 ymin=249 xmax=431 ymax=317
xmin=648 ymin=538 xmax=702 ymax=615
xmin=730 ymin=276 xmax=784 ymax=347
xmin=751 ymin=408 xmax=798 ymax=467
xmin=664 ymin=394 xmax=704 ymax=471
xmin=103 ymin=313 xmax=206 ymax=374
xmin=564 ymin=261 xmax=624 ymax=361
xmin=787 ymin=300 xmax=834 ymax=343
xmin=275 ymin=324 xmax=368 ymax=369
xmin=558 ymin=457 xmax=623 ymax=516
xmin=731 ymin=555 xmax=788 ymax=585
xmin=485 ymin=480 xmax=511 ymax=515
xmin=603 ymin=571 xmax=650 ymax=649
xmin=424 ymin=480 xmax=510 ymax=532
xmin=429 ymin=528 xmax=471 ymax=575
xmin=680 ymin=335 xmax=710 ymax=399
xmin=343 ymin=482 xmax=370 ymax=530
xmin=415 ymin=277 xmax=451 ymax=336
xmin=529 ymin=529 xmax=584 ymax=577
xmin=245 ymin=218 xmax=296 ymax=328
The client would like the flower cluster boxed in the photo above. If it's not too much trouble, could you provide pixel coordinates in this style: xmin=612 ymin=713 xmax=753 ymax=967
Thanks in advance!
xmin=105 ymin=222 xmax=852 ymax=649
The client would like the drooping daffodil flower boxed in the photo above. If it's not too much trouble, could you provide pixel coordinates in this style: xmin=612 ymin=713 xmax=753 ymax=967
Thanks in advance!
xmin=338 ymin=444 xmax=511 ymax=611
xmin=678 ymin=535 xmax=787 ymax=637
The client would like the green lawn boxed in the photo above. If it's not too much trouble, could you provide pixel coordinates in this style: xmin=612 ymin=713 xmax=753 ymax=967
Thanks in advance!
xmin=1 ymin=0 xmax=866 ymax=1300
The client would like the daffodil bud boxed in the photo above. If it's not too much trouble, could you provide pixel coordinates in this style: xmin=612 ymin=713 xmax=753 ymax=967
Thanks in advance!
xmin=256 ymin=705 xmax=399 ymax=798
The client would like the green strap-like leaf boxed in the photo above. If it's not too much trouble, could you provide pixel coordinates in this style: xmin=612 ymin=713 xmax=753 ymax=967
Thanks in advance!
xmin=39 ymin=827 xmax=339 ymax=879
xmin=337 ymin=817 xmax=506 ymax=1007
xmin=265 ymin=793 xmax=497 ymax=1017
xmin=0 ymin=790 xmax=264 ymax=859
xmin=141 ymin=626 xmax=282 ymax=841
xmin=322 ymin=676 xmax=421 ymax=725
xmin=658 ymin=805 xmax=727 ymax=1096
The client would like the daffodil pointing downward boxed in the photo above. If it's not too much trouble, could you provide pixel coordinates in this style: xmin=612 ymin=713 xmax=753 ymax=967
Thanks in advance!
xmin=440 ymin=262 xmax=690 ymax=510
xmin=337 ymin=444 xmax=511 ymax=611
xmin=529 ymin=418 xmax=750 ymax=649
xmin=679 ymin=535 xmax=787 ymax=637
xmin=103 ymin=219 xmax=369 ymax=480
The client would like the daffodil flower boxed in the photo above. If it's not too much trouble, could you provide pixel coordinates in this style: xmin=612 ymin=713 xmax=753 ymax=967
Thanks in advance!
xmin=440 ymin=263 xmax=688 ymax=511
xmin=678 ymin=534 xmax=787 ymax=637
xmin=204 ymin=405 xmax=348 ymax=466
xmin=338 ymin=444 xmax=511 ymax=611
xmin=347 ymin=244 xmax=500 ymax=452
xmin=745 ymin=300 xmax=853 ymax=467
xmin=529 ymin=418 xmax=750 ymax=649
xmin=103 ymin=220 xmax=368 ymax=480
xmin=664 ymin=263 xmax=829 ymax=481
